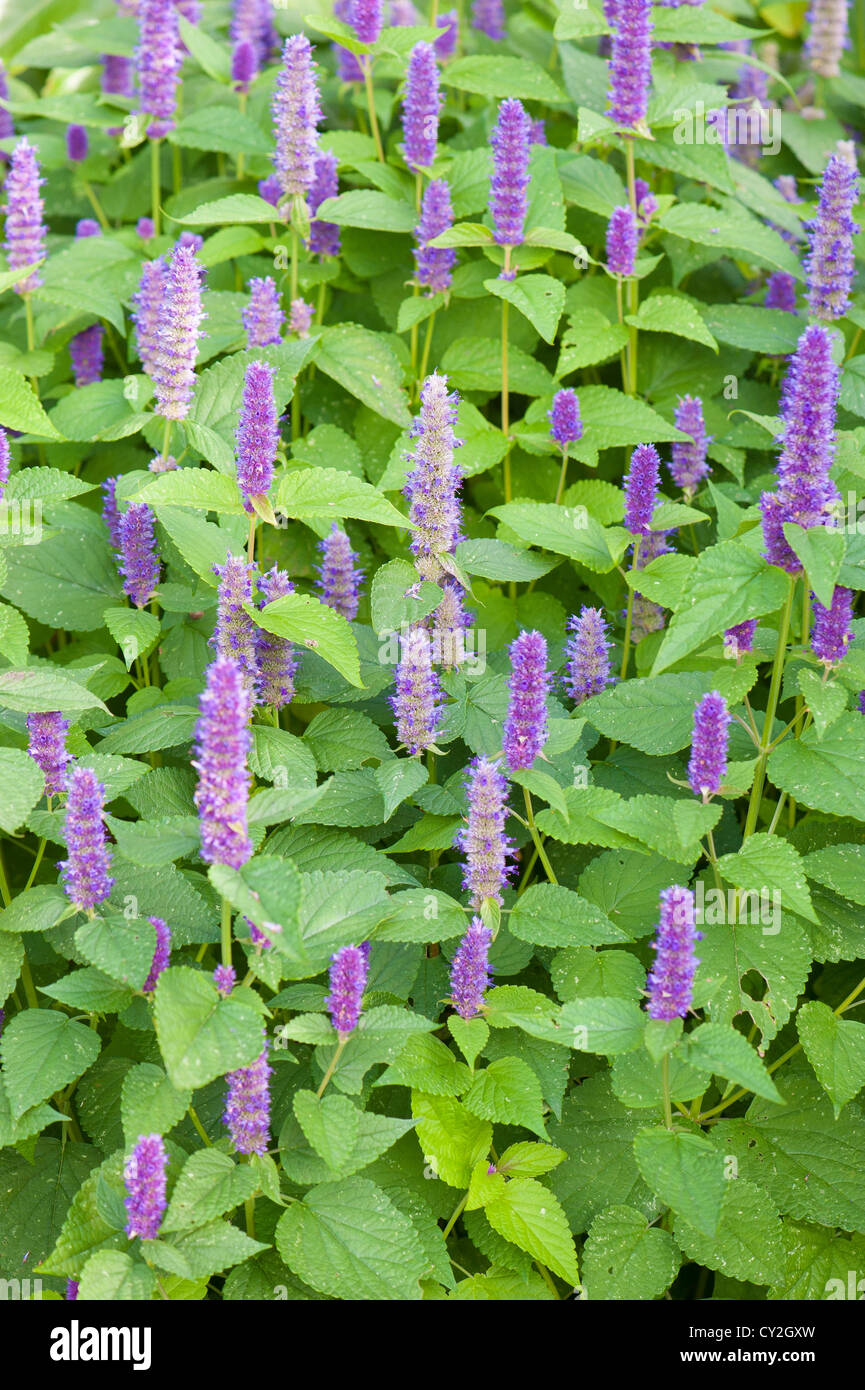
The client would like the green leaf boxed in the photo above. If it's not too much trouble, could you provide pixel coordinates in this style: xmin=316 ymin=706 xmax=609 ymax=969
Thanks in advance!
xmin=4 ymin=466 xmax=96 ymax=503
xmin=797 ymin=1001 xmax=865 ymax=1115
xmin=77 ymin=1251 xmax=156 ymax=1302
xmin=463 ymin=1057 xmax=547 ymax=1138
xmin=314 ymin=324 xmax=412 ymax=428
xmin=673 ymin=1178 xmax=784 ymax=1288
xmin=1 ymin=1010 xmax=101 ymax=1120
xmin=768 ymin=715 xmax=865 ymax=821
xmin=39 ymin=968 xmax=133 ymax=1015
xmin=251 ymin=589 xmax=362 ymax=688
xmin=581 ymin=667 xmax=757 ymax=756
xmin=176 ymin=193 xmax=281 ymax=225
xmin=132 ymin=467 xmax=243 ymax=514
xmin=489 ymin=501 xmax=620 ymax=573
xmin=0 ymin=884 xmax=69 ymax=935
xmin=697 ymin=911 xmax=811 ymax=1046
xmin=103 ymin=606 xmax=161 ymax=669
xmin=484 ymin=1178 xmax=579 ymax=1285
xmin=0 ymin=666 xmax=108 ymax=715
xmin=804 ymin=843 xmax=865 ymax=905
xmin=275 ymin=1176 xmax=429 ymax=1300
xmin=441 ymin=55 xmax=564 ymax=102
xmin=684 ymin=1022 xmax=782 ymax=1103
xmin=484 ymin=275 xmax=565 ymax=345
xmin=797 ymin=668 xmax=848 ymax=740
xmin=449 ymin=1016 xmax=489 ymax=1070
xmin=370 ymin=558 xmax=441 ymax=633
xmin=658 ymin=204 xmax=801 ymax=278
xmin=625 ymin=294 xmax=718 ymax=351
xmin=0 ymin=748 xmax=44 ymax=832
xmin=314 ymin=190 xmax=416 ymax=232
xmin=782 ymin=523 xmax=846 ymax=609
xmin=171 ymin=107 xmax=271 ymax=156
xmin=557 ymin=307 xmax=630 ymax=376
xmin=285 ymin=1089 xmax=415 ymax=1182
xmin=582 ymin=1204 xmax=680 ymax=1300
xmin=559 ymin=996 xmax=647 ymax=1055
xmin=509 ymin=882 xmax=626 ymax=949
xmin=701 ymin=303 xmax=802 ymax=356
xmin=148 ymin=1220 xmax=267 ymax=1280
xmin=149 ymin=508 xmax=232 ymax=587
xmin=176 ymin=12 xmax=231 ymax=79
xmin=717 ymin=833 xmax=816 ymax=925
xmin=153 ymin=966 xmax=266 ymax=1089
xmin=121 ymin=1063 xmax=191 ymax=1146
xmin=377 ymin=1032 xmax=471 ymax=1097
xmin=454 ymin=538 xmax=555 ymax=583
xmin=634 ymin=1128 xmax=726 ymax=1236
xmin=0 ymin=368 xmax=65 ymax=439
xmin=162 ymin=1150 xmax=259 ymax=1232
xmin=411 ymin=1092 xmax=493 ymax=1187
xmin=74 ymin=915 xmax=157 ymax=990
xmin=276 ymin=467 xmax=408 ymax=529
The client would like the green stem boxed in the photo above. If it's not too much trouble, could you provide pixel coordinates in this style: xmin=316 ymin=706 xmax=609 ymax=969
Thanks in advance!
xmin=291 ymin=227 xmax=301 ymax=440
xmin=501 ymin=278 xmax=511 ymax=503
xmin=317 ymin=1037 xmax=347 ymax=1098
xmin=743 ymin=576 xmax=795 ymax=840
xmin=522 ymin=786 xmax=557 ymax=885
xmin=82 ymin=181 xmax=110 ymax=231
xmin=418 ymin=310 xmax=437 ymax=387
xmin=151 ymin=137 xmax=162 ymax=237
xmin=442 ymin=1192 xmax=469 ymax=1240
xmin=620 ymin=536 xmax=641 ymax=680
xmin=244 ymin=1194 xmax=256 ymax=1240
xmin=554 ymin=444 xmax=569 ymax=505
xmin=624 ymin=139 xmax=639 ymax=395
xmin=236 ymin=92 xmax=248 ymax=180
xmin=24 ymin=838 xmax=47 ymax=892
xmin=221 ymin=897 xmax=233 ymax=969
xmin=661 ymin=1052 xmax=673 ymax=1129
xmin=188 ymin=1105 xmax=212 ymax=1146
xmin=363 ymin=57 xmax=385 ymax=162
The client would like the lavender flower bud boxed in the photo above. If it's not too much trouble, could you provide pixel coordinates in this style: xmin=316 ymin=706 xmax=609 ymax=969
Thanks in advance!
xmin=213 ymin=963 xmax=236 ymax=995
xmin=472 ymin=0 xmax=504 ymax=40
xmin=246 ymin=915 xmax=272 ymax=949
xmin=606 ymin=205 xmax=638 ymax=277
xmin=606 ymin=0 xmax=653 ymax=129
xmin=334 ymin=0 xmax=365 ymax=82
xmin=69 ymin=324 xmax=105 ymax=388
xmin=548 ymin=388 xmax=582 ymax=448
xmin=258 ymin=172 xmax=283 ymax=206
xmin=414 ymin=178 xmax=456 ymax=294
xmin=151 ymin=243 xmax=206 ymax=420
xmin=403 ymin=42 xmax=440 ymax=172
xmin=351 ymin=0 xmax=383 ymax=44
xmin=119 ymin=503 xmax=160 ymax=608
xmin=65 ymin=1279 xmax=79 ymax=1301
xmin=3 ymin=138 xmax=46 ymax=293
xmin=135 ymin=0 xmax=182 ymax=137
xmin=232 ymin=39 xmax=258 ymax=91
xmin=687 ymin=691 xmax=730 ymax=799
xmin=315 ymin=523 xmax=363 ymax=620
xmin=60 ymin=767 xmax=114 ymax=911
xmin=404 ymin=371 xmax=464 ymax=582
xmin=623 ymin=443 xmax=660 ymax=536
xmin=289 ymin=298 xmax=314 ymax=336
xmin=450 ymin=916 xmax=492 ymax=1019
xmin=806 ymin=0 xmax=850 ymax=79
xmin=26 ymin=711 xmax=69 ymax=796
xmin=431 ymin=579 xmax=472 ymax=669
xmin=308 ymin=150 xmax=341 ymax=257
xmin=256 ymin=566 xmax=298 ymax=708
xmin=724 ymin=619 xmax=757 ymax=659
xmin=630 ymin=528 xmax=670 ymax=641
xmin=0 ymin=427 xmax=8 ymax=499
xmin=564 ymin=607 xmax=614 ymax=705
xmin=765 ymin=271 xmax=797 ymax=312
xmin=456 ymin=756 xmax=515 ymax=908
xmin=435 ymin=10 xmax=459 ymax=59
xmin=391 ymin=626 xmax=443 ymax=754
xmin=243 ymin=276 xmax=284 ymax=348
xmin=75 ymin=218 xmax=101 ymax=239
xmin=213 ymin=555 xmax=259 ymax=696
xmin=670 ymin=395 xmax=710 ymax=496
xmin=225 ymin=1033 xmax=272 ymax=1154
xmin=132 ymin=256 xmax=169 ymax=376
xmin=271 ymin=34 xmax=322 ymax=202
xmin=66 ymin=125 xmax=89 ymax=163
xmin=236 ymin=360 xmax=278 ymax=511
xmin=805 ymin=153 xmax=860 ymax=322
xmin=646 ymin=886 xmax=699 ymax=1021
xmin=231 ymin=0 xmax=275 ymax=67
xmin=0 ymin=61 xmax=14 ymax=146
xmin=124 ymin=1134 xmax=168 ymax=1240
xmin=102 ymin=53 xmax=134 ymax=101
xmin=503 ymin=629 xmax=550 ymax=771
xmin=811 ymin=585 xmax=853 ymax=667
xmin=142 ymin=916 xmax=171 ymax=993
xmin=102 ymin=476 xmax=123 ymax=549
xmin=325 ymin=944 xmax=369 ymax=1036
xmin=490 ymin=98 xmax=531 ymax=249
xmin=193 ymin=658 xmax=252 ymax=869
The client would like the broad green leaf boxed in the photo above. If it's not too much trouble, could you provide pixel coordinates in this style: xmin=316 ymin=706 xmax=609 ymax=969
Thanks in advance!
xmin=484 ymin=1178 xmax=579 ymax=1285
xmin=77 ymin=1251 xmax=156 ymax=1302
xmin=251 ymin=589 xmax=362 ymax=688
xmin=411 ymin=1092 xmax=493 ymax=1187
xmin=768 ymin=715 xmax=865 ymax=821
xmin=377 ymin=1033 xmax=471 ymax=1096
xmin=582 ymin=1204 xmax=680 ymax=1300
xmin=658 ymin=204 xmax=802 ymax=278
xmin=276 ymin=467 xmax=409 ymax=529
xmin=0 ymin=666 xmax=107 ymax=715
xmin=314 ymin=190 xmax=415 ymax=232
xmin=75 ymin=915 xmax=158 ymax=991
xmin=0 ymin=368 xmax=65 ymax=439
xmin=559 ymin=996 xmax=646 ymax=1055
xmin=441 ymin=55 xmax=565 ymax=103
xmin=684 ymin=1021 xmax=782 ymax=1103
xmin=177 ymin=194 xmax=281 ymax=225
xmin=314 ymin=324 xmax=412 ymax=428
xmin=103 ymin=606 xmax=161 ymax=669
xmin=0 ymin=748 xmax=45 ymax=832
xmin=673 ymin=1178 xmax=785 ymax=1288
xmin=162 ymin=1150 xmax=259 ymax=1232
xmin=370 ymin=558 xmax=441 ymax=634
xmin=1 ymin=1010 xmax=101 ymax=1120
xmin=484 ymin=275 xmax=565 ymax=344
xmin=132 ymin=467 xmax=243 ymax=514
xmin=634 ymin=1128 xmax=726 ymax=1236
xmin=804 ymin=843 xmax=865 ymax=905
xmin=717 ymin=834 xmax=816 ymax=925
xmin=463 ymin=1058 xmax=547 ymax=1138
xmin=121 ymin=1063 xmax=191 ymax=1146
xmin=783 ymin=523 xmax=846 ymax=608
xmin=797 ymin=1001 xmax=865 ymax=1114
xmin=153 ymin=966 xmax=265 ymax=1089
xmin=489 ymin=501 xmax=620 ymax=573
xmin=509 ymin=882 xmax=626 ymax=949
xmin=625 ymin=294 xmax=718 ymax=351
xmin=797 ymin=668 xmax=847 ymax=740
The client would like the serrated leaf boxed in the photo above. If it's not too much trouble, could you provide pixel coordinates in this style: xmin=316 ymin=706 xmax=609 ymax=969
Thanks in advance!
xmin=634 ymin=1128 xmax=726 ymax=1237
xmin=153 ymin=966 xmax=265 ymax=1090
xmin=684 ymin=1022 xmax=782 ymax=1103
xmin=582 ymin=1203 xmax=680 ymax=1300
xmin=1 ymin=1010 xmax=101 ymax=1120
xmin=484 ymin=1177 xmax=578 ymax=1285
xmin=797 ymin=1001 xmax=865 ymax=1114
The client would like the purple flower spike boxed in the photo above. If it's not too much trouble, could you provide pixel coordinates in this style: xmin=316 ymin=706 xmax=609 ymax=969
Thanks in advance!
xmin=119 ymin=503 xmax=160 ymax=608
xmin=232 ymin=39 xmax=258 ymax=91
xmin=246 ymin=915 xmax=272 ymax=949
xmin=271 ymin=34 xmax=322 ymax=202
xmin=132 ymin=257 xmax=169 ymax=376
xmin=256 ymin=566 xmax=299 ymax=708
xmin=26 ymin=712 xmax=69 ymax=796
xmin=66 ymin=125 xmax=88 ymax=163
xmin=325 ymin=944 xmax=369 ymax=1036
xmin=456 ymin=756 xmax=515 ymax=908
xmin=231 ymin=0 xmax=276 ymax=67
xmin=0 ymin=427 xmax=8 ymax=499
xmin=308 ymin=150 xmax=341 ymax=257
xmin=414 ymin=178 xmax=456 ymax=294
xmin=193 ymin=657 xmax=253 ymax=869
xmin=151 ymin=243 xmax=206 ymax=420
xmin=404 ymin=371 xmax=464 ymax=582
xmin=806 ymin=0 xmax=850 ymax=78
xmin=564 ymin=607 xmax=614 ymax=705
xmin=623 ymin=443 xmax=660 ymax=535
xmin=60 ymin=766 xmax=114 ymax=912
xmin=143 ymin=916 xmax=171 ymax=993
xmin=102 ymin=477 xmax=123 ymax=549
xmin=391 ymin=0 xmax=419 ymax=22
xmin=811 ymin=585 xmax=853 ymax=668
xmin=135 ymin=0 xmax=182 ymax=137
xmin=403 ymin=43 xmax=440 ymax=172
xmin=316 ymin=523 xmax=363 ymax=620
xmin=503 ymin=629 xmax=550 ymax=771
xmin=0 ymin=61 xmax=14 ymax=146
xmin=606 ymin=0 xmax=653 ymax=129
xmin=334 ymin=0 xmax=365 ymax=82
xmin=724 ymin=619 xmax=757 ymax=659
xmin=435 ymin=10 xmax=459 ymax=59
xmin=75 ymin=218 xmax=101 ymax=239
xmin=213 ymin=554 xmax=259 ymax=697
xmin=225 ymin=1033 xmax=272 ymax=1155
xmin=258 ymin=172 xmax=283 ymax=207
xmin=351 ymin=0 xmax=383 ymax=44
xmin=124 ymin=1134 xmax=168 ymax=1240
xmin=431 ymin=579 xmax=473 ymax=670
xmin=450 ymin=916 xmax=493 ymax=1020
xmin=805 ymin=153 xmax=860 ymax=322
xmin=391 ymin=626 xmax=443 ymax=755
xmin=859 ymin=691 xmax=865 ymax=715
xmin=606 ymin=205 xmax=638 ymax=277
xmin=529 ymin=118 xmax=546 ymax=145
xmin=3 ymin=139 xmax=46 ymax=293
xmin=688 ymin=691 xmax=730 ymax=800
xmin=472 ymin=0 xmax=505 ymax=40
xmin=289 ymin=298 xmax=314 ymax=336
xmin=69 ymin=324 xmax=104 ymax=388
xmin=548 ymin=388 xmax=582 ymax=448
xmin=490 ymin=98 xmax=531 ymax=249
xmin=213 ymin=964 xmax=236 ymax=995
xmin=102 ymin=52 xmax=134 ymax=103
xmin=243 ymin=276 xmax=284 ymax=348
xmin=646 ymin=886 xmax=699 ymax=1021
xmin=236 ymin=360 xmax=278 ymax=511
xmin=670 ymin=396 xmax=710 ymax=496
xmin=765 ymin=271 xmax=797 ymax=312
xmin=65 ymin=1279 xmax=79 ymax=1301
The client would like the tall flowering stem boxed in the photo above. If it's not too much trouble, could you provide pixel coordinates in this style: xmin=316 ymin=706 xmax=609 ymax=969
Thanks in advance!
xmin=548 ymin=388 xmax=582 ymax=504
xmin=688 ymin=692 xmax=730 ymax=800
xmin=124 ymin=1134 xmax=168 ymax=1240
xmin=151 ymin=243 xmax=206 ymax=439
xmin=450 ymin=916 xmax=493 ymax=1019
xmin=136 ymin=0 xmax=182 ymax=235
xmin=621 ymin=443 xmax=660 ymax=678
xmin=491 ymin=98 xmax=531 ymax=501
xmin=403 ymin=371 xmax=464 ymax=582
xmin=193 ymin=658 xmax=253 ymax=939
xmin=743 ymin=576 xmax=796 ymax=840
xmin=804 ymin=153 xmax=860 ymax=322
xmin=60 ymin=767 xmax=114 ymax=913
xmin=503 ymin=630 xmax=550 ymax=771
xmin=391 ymin=626 xmax=443 ymax=754
xmin=456 ymin=757 xmax=515 ymax=908
xmin=3 ymin=138 xmax=46 ymax=353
